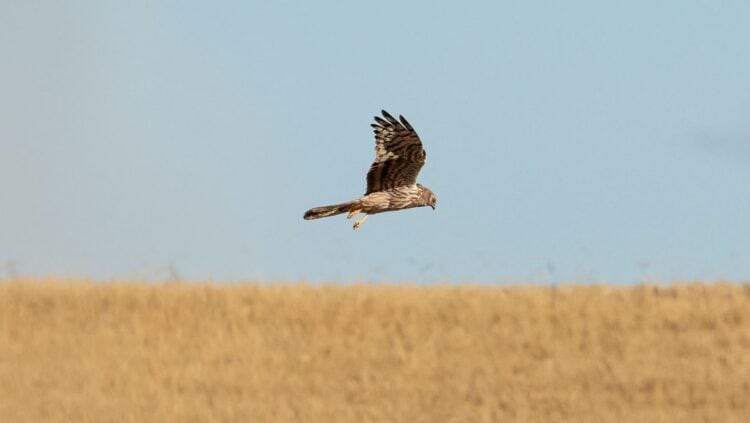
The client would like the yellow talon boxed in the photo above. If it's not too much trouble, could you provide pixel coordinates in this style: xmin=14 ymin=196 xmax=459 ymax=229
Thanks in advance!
xmin=353 ymin=214 xmax=368 ymax=230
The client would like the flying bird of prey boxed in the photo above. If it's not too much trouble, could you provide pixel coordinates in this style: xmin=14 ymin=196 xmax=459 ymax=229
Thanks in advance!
xmin=304 ymin=110 xmax=436 ymax=230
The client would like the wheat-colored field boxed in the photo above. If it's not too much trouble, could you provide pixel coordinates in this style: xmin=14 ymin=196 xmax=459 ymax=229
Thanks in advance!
xmin=1 ymin=280 xmax=749 ymax=422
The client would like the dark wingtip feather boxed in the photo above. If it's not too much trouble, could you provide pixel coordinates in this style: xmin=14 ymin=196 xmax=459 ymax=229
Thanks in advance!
xmin=399 ymin=115 xmax=413 ymax=130
xmin=381 ymin=110 xmax=399 ymax=124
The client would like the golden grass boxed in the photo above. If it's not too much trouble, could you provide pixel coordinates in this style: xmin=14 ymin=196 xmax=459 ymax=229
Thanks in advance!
xmin=1 ymin=279 xmax=750 ymax=422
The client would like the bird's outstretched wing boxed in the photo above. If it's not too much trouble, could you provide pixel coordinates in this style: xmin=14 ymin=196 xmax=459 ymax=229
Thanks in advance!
xmin=365 ymin=110 xmax=426 ymax=194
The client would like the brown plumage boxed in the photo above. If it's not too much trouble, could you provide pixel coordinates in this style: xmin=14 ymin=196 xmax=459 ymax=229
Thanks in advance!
xmin=304 ymin=110 xmax=436 ymax=230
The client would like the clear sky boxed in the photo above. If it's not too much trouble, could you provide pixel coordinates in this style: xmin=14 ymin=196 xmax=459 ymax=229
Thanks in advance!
xmin=2 ymin=2 xmax=749 ymax=284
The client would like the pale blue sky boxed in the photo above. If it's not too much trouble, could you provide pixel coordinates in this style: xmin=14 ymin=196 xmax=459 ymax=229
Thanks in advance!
xmin=2 ymin=2 xmax=749 ymax=283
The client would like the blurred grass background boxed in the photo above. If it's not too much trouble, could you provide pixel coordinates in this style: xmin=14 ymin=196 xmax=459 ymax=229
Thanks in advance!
xmin=1 ymin=280 xmax=749 ymax=422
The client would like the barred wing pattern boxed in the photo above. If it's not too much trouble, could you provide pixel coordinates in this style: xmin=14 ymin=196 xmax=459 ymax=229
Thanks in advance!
xmin=365 ymin=110 xmax=426 ymax=195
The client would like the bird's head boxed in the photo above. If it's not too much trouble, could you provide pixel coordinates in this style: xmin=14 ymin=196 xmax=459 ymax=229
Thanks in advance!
xmin=417 ymin=184 xmax=437 ymax=210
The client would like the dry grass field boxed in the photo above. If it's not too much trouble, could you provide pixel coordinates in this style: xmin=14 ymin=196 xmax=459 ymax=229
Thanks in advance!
xmin=1 ymin=280 xmax=750 ymax=422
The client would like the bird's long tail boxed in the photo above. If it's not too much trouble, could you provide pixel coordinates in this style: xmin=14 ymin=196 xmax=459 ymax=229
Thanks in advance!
xmin=303 ymin=201 xmax=354 ymax=220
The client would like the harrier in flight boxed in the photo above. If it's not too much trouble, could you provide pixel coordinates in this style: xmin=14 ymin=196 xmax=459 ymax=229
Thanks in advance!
xmin=304 ymin=110 xmax=436 ymax=230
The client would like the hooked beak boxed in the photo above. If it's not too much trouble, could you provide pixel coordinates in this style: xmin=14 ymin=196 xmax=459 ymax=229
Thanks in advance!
xmin=430 ymin=204 xmax=435 ymax=210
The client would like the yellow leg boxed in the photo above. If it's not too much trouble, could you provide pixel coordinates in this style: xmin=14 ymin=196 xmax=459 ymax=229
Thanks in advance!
xmin=353 ymin=214 xmax=369 ymax=230
xmin=347 ymin=209 xmax=361 ymax=219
